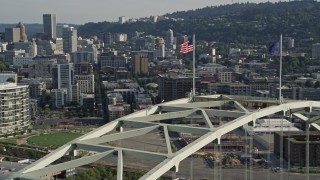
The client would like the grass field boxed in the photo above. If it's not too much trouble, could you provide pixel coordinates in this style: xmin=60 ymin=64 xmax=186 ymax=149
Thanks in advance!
xmin=0 ymin=138 xmax=18 ymax=144
xmin=27 ymin=132 xmax=81 ymax=147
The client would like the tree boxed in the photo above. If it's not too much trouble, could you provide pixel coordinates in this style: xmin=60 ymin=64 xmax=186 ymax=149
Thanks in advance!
xmin=305 ymin=80 xmax=313 ymax=88
xmin=0 ymin=64 xmax=5 ymax=72
xmin=314 ymin=81 xmax=320 ymax=88
xmin=6 ymin=78 xmax=15 ymax=83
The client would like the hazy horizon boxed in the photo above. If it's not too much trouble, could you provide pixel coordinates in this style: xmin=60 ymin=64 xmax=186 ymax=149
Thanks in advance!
xmin=1 ymin=0 xmax=286 ymax=24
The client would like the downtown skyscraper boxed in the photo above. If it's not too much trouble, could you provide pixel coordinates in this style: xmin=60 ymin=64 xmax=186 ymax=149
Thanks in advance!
xmin=43 ymin=14 xmax=57 ymax=39
xmin=63 ymin=25 xmax=78 ymax=53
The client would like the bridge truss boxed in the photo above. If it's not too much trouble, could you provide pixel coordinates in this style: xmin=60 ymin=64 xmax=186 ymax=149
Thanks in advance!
xmin=12 ymin=95 xmax=320 ymax=179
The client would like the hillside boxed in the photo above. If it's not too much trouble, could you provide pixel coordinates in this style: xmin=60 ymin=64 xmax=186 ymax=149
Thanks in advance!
xmin=77 ymin=1 xmax=320 ymax=45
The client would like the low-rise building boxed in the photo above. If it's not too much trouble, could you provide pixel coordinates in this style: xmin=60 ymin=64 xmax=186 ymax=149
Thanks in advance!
xmin=99 ymin=54 xmax=127 ymax=69
xmin=113 ymin=89 xmax=139 ymax=104
xmin=13 ymin=56 xmax=33 ymax=68
xmin=108 ymin=103 xmax=131 ymax=121
xmin=28 ymin=56 xmax=57 ymax=78
xmin=107 ymin=93 xmax=124 ymax=105
xmin=79 ymin=94 xmax=95 ymax=108
xmin=19 ymin=79 xmax=46 ymax=98
xmin=158 ymin=72 xmax=201 ymax=102
xmin=208 ymin=83 xmax=250 ymax=96
xmin=133 ymin=94 xmax=153 ymax=109
xmin=274 ymin=132 xmax=320 ymax=166
xmin=245 ymin=76 xmax=278 ymax=96
xmin=218 ymin=70 xmax=233 ymax=83
xmin=115 ymin=69 xmax=129 ymax=80
xmin=0 ymin=71 xmax=17 ymax=83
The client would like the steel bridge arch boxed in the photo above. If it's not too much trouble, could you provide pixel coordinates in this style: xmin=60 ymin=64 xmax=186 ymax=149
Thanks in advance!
xmin=11 ymin=95 xmax=320 ymax=180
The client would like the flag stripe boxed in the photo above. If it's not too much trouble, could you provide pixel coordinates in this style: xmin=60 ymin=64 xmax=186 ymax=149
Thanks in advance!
xmin=180 ymin=38 xmax=193 ymax=54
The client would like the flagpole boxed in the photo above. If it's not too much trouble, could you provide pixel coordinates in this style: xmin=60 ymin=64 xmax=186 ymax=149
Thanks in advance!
xmin=279 ymin=34 xmax=282 ymax=104
xmin=192 ymin=34 xmax=196 ymax=99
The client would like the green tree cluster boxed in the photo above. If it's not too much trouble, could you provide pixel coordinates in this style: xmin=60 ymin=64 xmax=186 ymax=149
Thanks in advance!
xmin=0 ymin=62 xmax=9 ymax=72
xmin=6 ymin=77 xmax=15 ymax=83
xmin=78 ymin=1 xmax=320 ymax=45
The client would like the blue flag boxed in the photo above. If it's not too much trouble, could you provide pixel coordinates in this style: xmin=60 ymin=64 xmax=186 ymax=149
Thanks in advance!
xmin=268 ymin=40 xmax=280 ymax=56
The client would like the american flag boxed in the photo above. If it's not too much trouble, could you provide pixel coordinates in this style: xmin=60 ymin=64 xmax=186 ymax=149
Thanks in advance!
xmin=179 ymin=37 xmax=193 ymax=54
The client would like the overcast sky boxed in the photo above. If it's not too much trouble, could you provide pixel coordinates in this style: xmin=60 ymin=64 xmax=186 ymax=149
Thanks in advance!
xmin=1 ymin=0 xmax=284 ymax=24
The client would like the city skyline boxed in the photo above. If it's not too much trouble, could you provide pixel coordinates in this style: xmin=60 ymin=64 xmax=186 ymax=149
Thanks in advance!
xmin=1 ymin=0 xmax=284 ymax=24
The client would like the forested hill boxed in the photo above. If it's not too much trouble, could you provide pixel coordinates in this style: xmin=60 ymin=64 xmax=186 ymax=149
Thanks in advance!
xmin=78 ymin=1 xmax=320 ymax=45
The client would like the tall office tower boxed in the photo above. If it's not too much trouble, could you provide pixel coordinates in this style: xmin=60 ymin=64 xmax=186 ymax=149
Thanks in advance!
xmin=103 ymin=32 xmax=113 ymax=45
xmin=15 ymin=22 xmax=28 ymax=41
xmin=132 ymin=54 xmax=148 ymax=75
xmin=56 ymin=24 xmax=66 ymax=38
xmin=63 ymin=26 xmax=77 ymax=53
xmin=52 ymin=63 xmax=74 ymax=89
xmin=166 ymin=29 xmax=174 ymax=46
xmin=159 ymin=43 xmax=165 ymax=58
xmin=74 ymin=62 xmax=95 ymax=94
xmin=0 ymin=82 xmax=30 ymax=136
xmin=43 ymin=14 xmax=57 ymax=39
xmin=52 ymin=63 xmax=78 ymax=103
xmin=5 ymin=28 xmax=20 ymax=42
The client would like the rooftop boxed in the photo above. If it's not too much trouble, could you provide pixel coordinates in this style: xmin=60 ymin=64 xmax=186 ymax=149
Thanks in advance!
xmin=0 ymin=82 xmax=22 ymax=90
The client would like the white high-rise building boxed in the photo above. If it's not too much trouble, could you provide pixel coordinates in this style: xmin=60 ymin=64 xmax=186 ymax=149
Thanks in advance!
xmin=166 ymin=29 xmax=174 ymax=46
xmin=43 ymin=14 xmax=57 ymax=39
xmin=53 ymin=63 xmax=74 ymax=89
xmin=159 ymin=43 xmax=165 ymax=58
xmin=119 ymin=16 xmax=127 ymax=24
xmin=63 ymin=26 xmax=77 ymax=53
xmin=0 ymin=82 xmax=30 ymax=135
xmin=55 ymin=38 xmax=64 ymax=53
xmin=52 ymin=63 xmax=78 ymax=103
